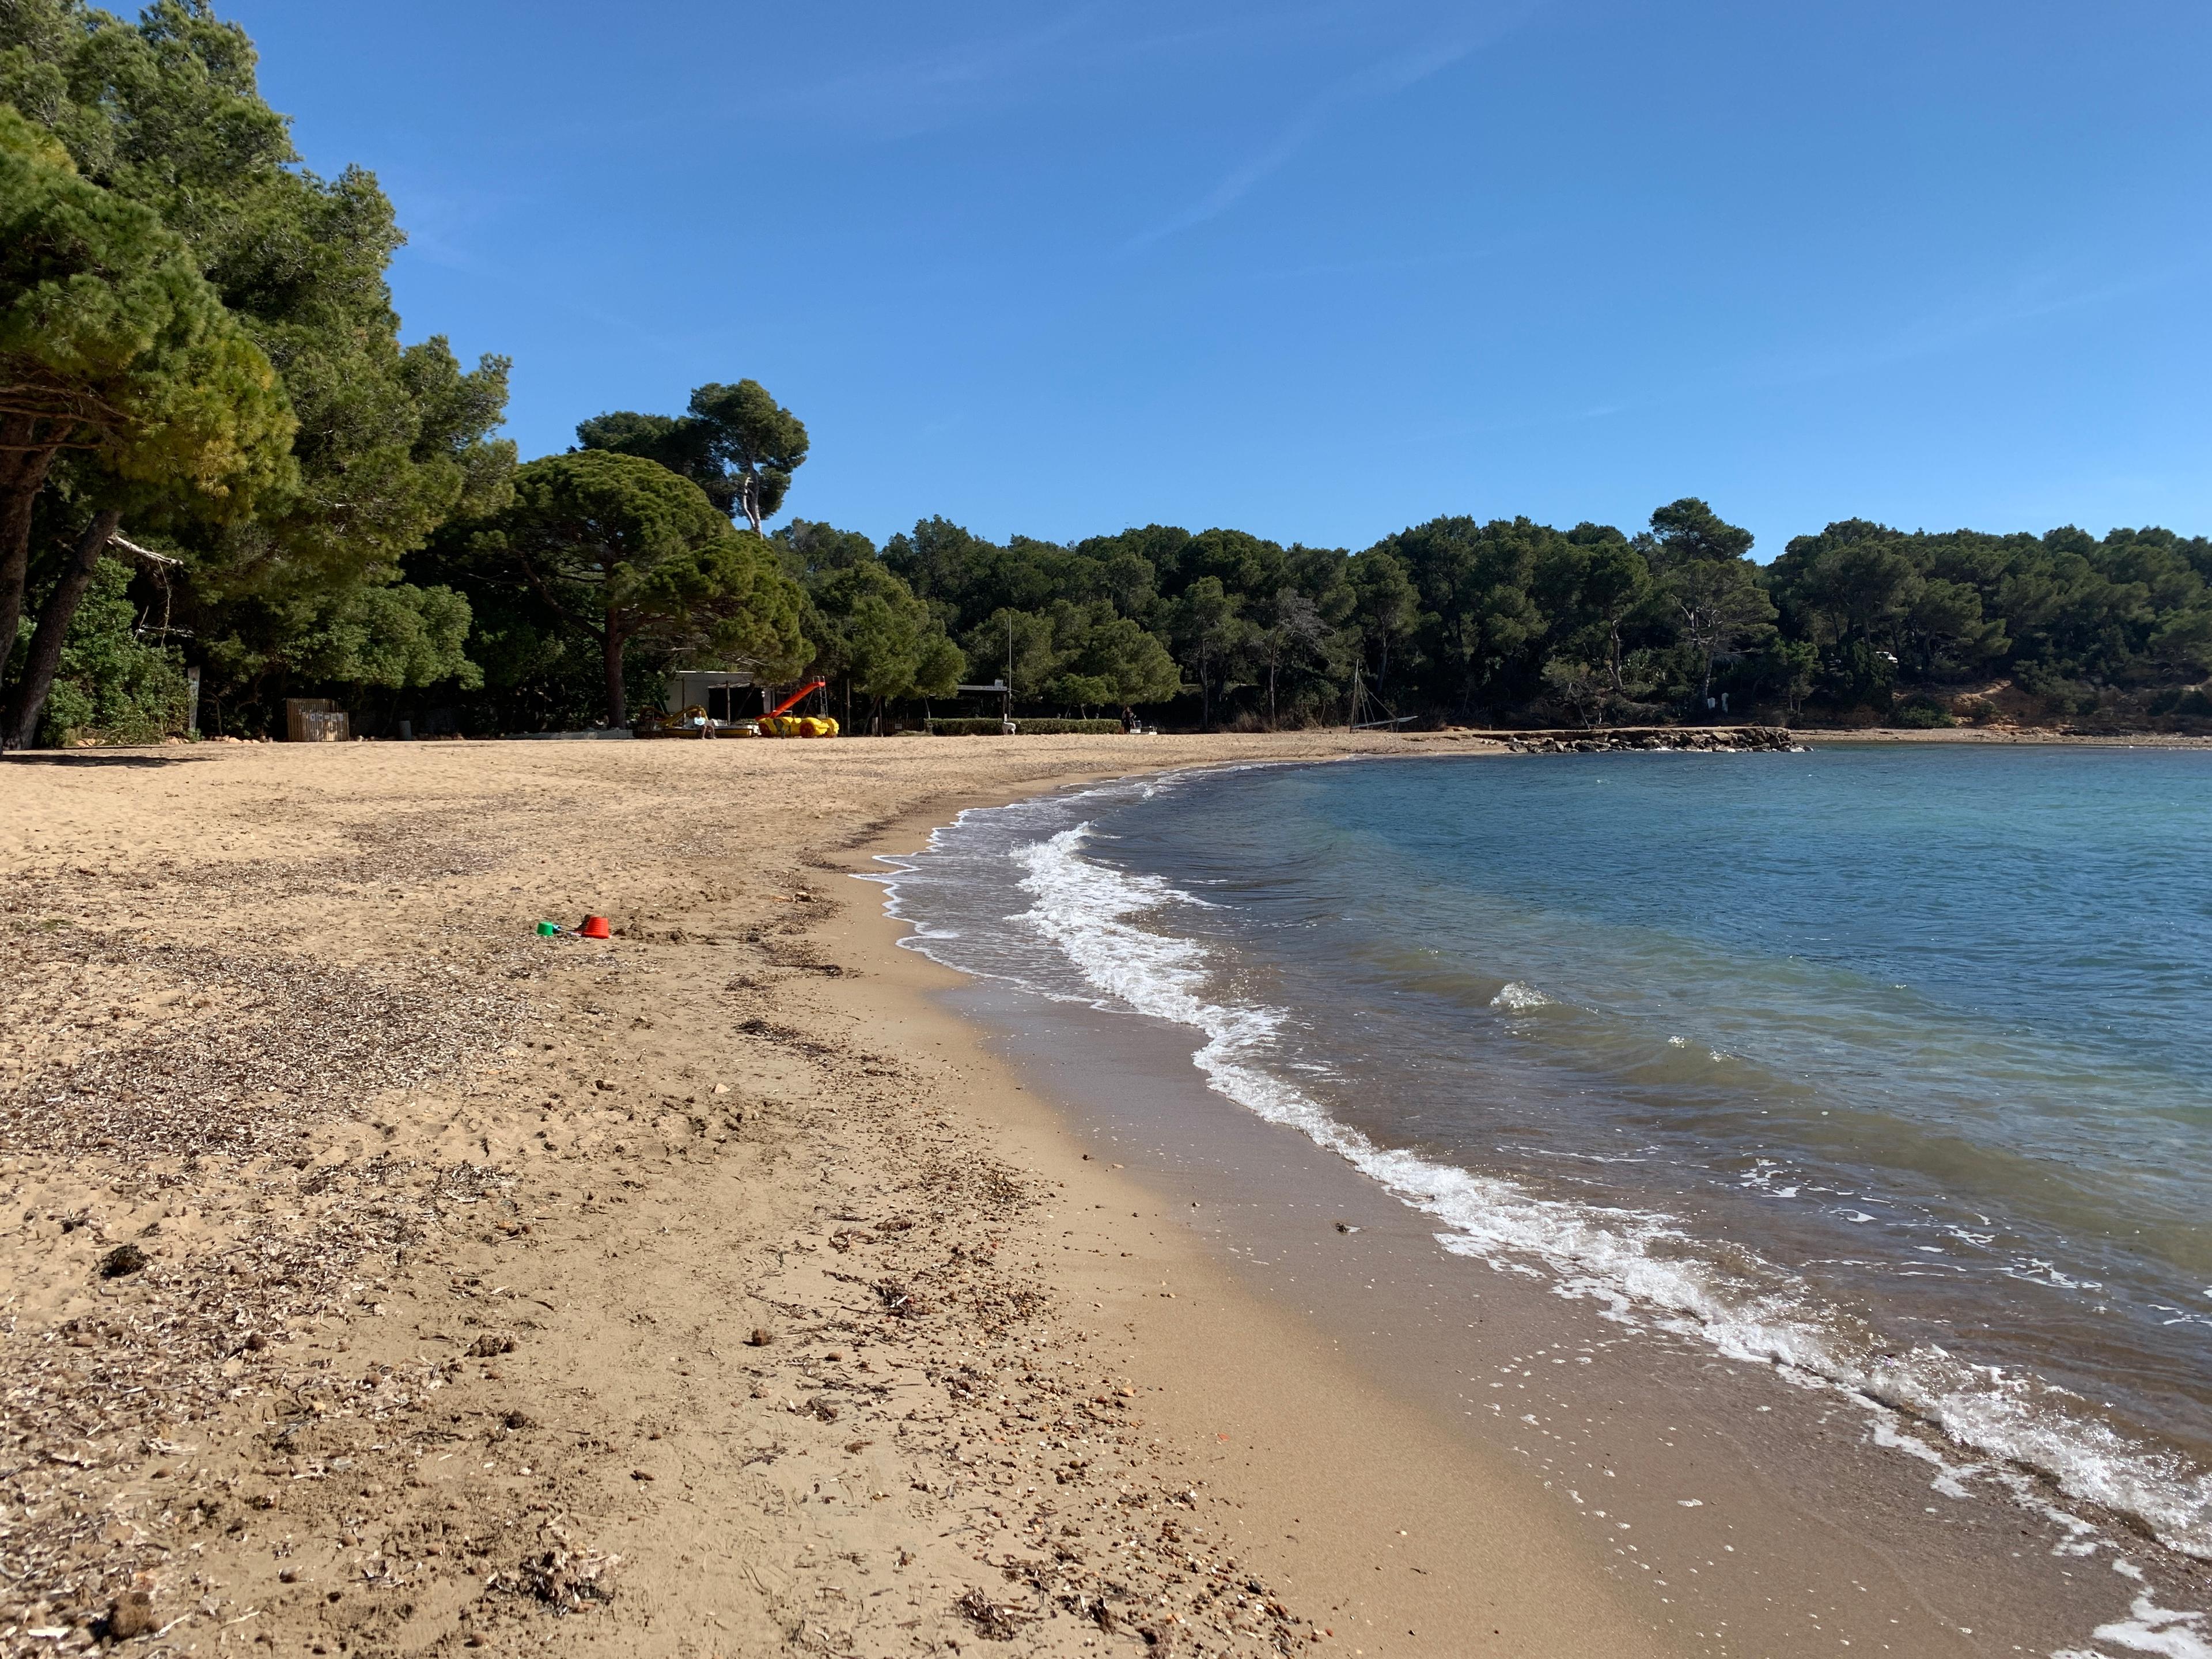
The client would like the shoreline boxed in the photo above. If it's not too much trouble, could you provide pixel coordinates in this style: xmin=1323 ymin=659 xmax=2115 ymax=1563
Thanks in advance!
xmin=1790 ymin=725 xmax=2212 ymax=745
xmin=8 ymin=732 xmax=1656 ymax=1659
xmin=851 ymin=755 xmax=2212 ymax=1656
xmin=17 ymin=712 xmax=2212 ymax=770
xmin=5 ymin=734 xmax=2207 ymax=1657
xmin=1399 ymin=724 xmax=2212 ymax=748
xmin=819 ymin=784 xmax=1673 ymax=1656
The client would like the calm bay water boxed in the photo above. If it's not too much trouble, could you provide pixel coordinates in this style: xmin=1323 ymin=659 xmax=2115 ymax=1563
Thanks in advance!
xmin=877 ymin=745 xmax=2212 ymax=1558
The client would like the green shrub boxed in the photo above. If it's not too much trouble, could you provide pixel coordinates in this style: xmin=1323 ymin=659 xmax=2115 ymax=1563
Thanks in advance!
xmin=35 ymin=558 xmax=190 ymax=745
xmin=1892 ymin=696 xmax=1955 ymax=729
xmin=926 ymin=717 xmax=1013 ymax=736
xmin=2146 ymin=687 xmax=2212 ymax=724
xmin=925 ymin=716 xmax=1127 ymax=736
xmin=2014 ymin=666 xmax=2103 ymax=717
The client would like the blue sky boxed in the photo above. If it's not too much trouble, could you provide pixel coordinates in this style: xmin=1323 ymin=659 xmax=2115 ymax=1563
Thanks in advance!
xmin=229 ymin=0 xmax=2212 ymax=558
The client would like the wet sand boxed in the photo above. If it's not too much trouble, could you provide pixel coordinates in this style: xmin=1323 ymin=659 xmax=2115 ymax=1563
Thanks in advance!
xmin=908 ymin=969 xmax=2212 ymax=1657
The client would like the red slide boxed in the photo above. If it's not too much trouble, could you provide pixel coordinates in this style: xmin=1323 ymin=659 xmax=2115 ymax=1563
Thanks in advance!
xmin=766 ymin=679 xmax=826 ymax=718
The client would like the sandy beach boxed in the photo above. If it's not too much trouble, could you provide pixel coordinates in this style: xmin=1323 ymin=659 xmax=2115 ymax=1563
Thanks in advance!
xmin=1 ymin=732 xmax=1669 ymax=1659
xmin=7 ymin=729 xmax=2210 ymax=1659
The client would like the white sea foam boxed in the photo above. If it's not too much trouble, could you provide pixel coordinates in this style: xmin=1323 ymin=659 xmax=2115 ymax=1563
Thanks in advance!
xmin=1005 ymin=821 xmax=2212 ymax=1564
xmin=2083 ymin=1595 xmax=2212 ymax=1659
xmin=1490 ymin=982 xmax=1552 ymax=1012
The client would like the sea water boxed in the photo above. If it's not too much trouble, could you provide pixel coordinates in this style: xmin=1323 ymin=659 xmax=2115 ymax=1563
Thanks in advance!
xmin=873 ymin=745 xmax=2212 ymax=1560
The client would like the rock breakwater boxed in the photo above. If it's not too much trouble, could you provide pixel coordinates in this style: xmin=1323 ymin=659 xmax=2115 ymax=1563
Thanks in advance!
xmin=1501 ymin=725 xmax=1798 ymax=754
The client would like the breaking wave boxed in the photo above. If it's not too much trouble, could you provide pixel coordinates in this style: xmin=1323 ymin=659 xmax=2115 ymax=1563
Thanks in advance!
xmin=1007 ymin=821 xmax=2212 ymax=1562
xmin=1490 ymin=981 xmax=1553 ymax=1012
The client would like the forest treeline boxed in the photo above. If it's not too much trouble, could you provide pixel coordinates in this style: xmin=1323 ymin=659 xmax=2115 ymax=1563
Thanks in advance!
xmin=6 ymin=3 xmax=2211 ymax=745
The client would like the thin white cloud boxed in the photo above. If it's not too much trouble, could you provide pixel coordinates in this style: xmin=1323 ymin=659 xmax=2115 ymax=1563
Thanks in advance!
xmin=1122 ymin=2 xmax=1542 ymax=252
xmin=768 ymin=7 xmax=1104 ymax=131
xmin=1750 ymin=253 xmax=2209 ymax=390
xmin=1367 ymin=251 xmax=2212 ymax=456
xmin=1240 ymin=239 xmax=1521 ymax=283
xmin=740 ymin=5 xmax=1332 ymax=139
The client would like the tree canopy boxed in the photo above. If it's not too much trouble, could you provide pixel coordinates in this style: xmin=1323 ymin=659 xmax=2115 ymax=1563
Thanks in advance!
xmin=803 ymin=559 xmax=961 ymax=729
xmin=6 ymin=2 xmax=2211 ymax=744
xmin=0 ymin=97 xmax=293 ymax=741
xmin=470 ymin=450 xmax=806 ymax=726
xmin=726 ymin=498 xmax=2212 ymax=734
xmin=3 ymin=0 xmax=514 ymax=734
xmin=578 ymin=379 xmax=807 ymax=533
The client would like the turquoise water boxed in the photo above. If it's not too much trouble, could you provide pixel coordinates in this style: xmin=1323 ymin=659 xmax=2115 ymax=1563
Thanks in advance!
xmin=880 ymin=745 xmax=2212 ymax=1555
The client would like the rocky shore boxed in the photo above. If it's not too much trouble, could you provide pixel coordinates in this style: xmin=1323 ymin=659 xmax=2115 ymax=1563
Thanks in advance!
xmin=1490 ymin=725 xmax=1799 ymax=753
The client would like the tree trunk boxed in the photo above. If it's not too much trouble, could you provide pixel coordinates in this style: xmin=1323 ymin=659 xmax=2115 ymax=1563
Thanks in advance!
xmin=1607 ymin=618 xmax=1625 ymax=694
xmin=602 ymin=627 xmax=627 ymax=726
xmin=0 ymin=429 xmax=65 ymax=724
xmin=6 ymin=509 xmax=122 ymax=748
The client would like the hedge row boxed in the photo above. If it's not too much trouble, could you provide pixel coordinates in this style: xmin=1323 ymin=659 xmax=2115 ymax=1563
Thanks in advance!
xmin=925 ymin=717 xmax=1127 ymax=736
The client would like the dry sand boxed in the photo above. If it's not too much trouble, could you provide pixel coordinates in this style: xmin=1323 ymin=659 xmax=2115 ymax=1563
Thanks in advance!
xmin=1 ymin=732 xmax=1688 ymax=1659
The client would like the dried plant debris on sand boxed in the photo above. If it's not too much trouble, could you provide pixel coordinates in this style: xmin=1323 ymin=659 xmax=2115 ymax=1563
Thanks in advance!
xmin=0 ymin=739 xmax=1381 ymax=1655
xmin=2 ymin=928 xmax=523 ymax=1162
xmin=715 ymin=1000 xmax=1313 ymax=1657
xmin=0 ymin=1143 xmax=515 ymax=1643
xmin=0 ymin=861 xmax=531 ymax=1642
